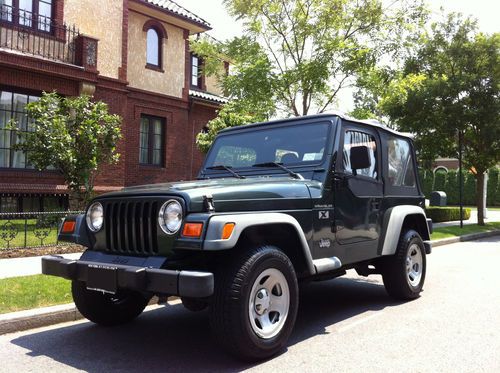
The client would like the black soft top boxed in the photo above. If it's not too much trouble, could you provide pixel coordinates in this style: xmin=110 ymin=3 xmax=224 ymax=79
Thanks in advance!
xmin=220 ymin=111 xmax=413 ymax=140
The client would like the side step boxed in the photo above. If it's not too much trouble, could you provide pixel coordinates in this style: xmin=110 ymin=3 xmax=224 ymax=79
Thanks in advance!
xmin=313 ymin=256 xmax=342 ymax=274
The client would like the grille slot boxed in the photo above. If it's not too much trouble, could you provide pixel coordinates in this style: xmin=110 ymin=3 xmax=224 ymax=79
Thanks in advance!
xmin=104 ymin=199 xmax=160 ymax=255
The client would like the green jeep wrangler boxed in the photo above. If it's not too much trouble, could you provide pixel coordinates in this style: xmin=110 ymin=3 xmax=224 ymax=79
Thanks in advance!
xmin=43 ymin=113 xmax=432 ymax=361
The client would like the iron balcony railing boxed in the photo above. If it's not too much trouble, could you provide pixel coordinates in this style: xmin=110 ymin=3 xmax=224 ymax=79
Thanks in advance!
xmin=0 ymin=3 xmax=80 ymax=65
xmin=0 ymin=210 xmax=83 ymax=250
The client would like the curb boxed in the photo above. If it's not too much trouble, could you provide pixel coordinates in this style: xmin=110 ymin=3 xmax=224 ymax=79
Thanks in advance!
xmin=0 ymin=296 xmax=165 ymax=336
xmin=0 ymin=303 xmax=82 ymax=335
xmin=1 ymin=232 xmax=499 ymax=336
xmin=431 ymin=230 xmax=500 ymax=247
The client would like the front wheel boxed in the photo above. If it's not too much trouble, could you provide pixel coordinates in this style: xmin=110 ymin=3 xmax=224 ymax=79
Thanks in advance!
xmin=72 ymin=281 xmax=150 ymax=326
xmin=381 ymin=229 xmax=426 ymax=300
xmin=210 ymin=246 xmax=299 ymax=361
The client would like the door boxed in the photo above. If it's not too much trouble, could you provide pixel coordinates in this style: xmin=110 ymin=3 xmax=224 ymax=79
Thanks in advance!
xmin=333 ymin=126 xmax=383 ymax=263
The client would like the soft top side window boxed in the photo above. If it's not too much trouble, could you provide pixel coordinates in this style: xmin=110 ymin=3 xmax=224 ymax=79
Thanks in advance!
xmin=343 ymin=130 xmax=378 ymax=179
xmin=387 ymin=136 xmax=416 ymax=187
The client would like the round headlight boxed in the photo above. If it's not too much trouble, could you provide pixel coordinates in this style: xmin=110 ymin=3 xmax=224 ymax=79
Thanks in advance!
xmin=86 ymin=202 xmax=104 ymax=232
xmin=158 ymin=200 xmax=183 ymax=234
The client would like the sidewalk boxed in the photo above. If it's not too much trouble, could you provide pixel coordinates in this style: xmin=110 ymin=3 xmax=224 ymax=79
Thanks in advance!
xmin=0 ymin=252 xmax=82 ymax=280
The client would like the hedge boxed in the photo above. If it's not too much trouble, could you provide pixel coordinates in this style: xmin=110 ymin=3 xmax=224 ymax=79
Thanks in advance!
xmin=418 ymin=167 xmax=499 ymax=206
xmin=421 ymin=170 xmax=433 ymax=198
xmin=433 ymin=171 xmax=446 ymax=192
xmin=464 ymin=172 xmax=476 ymax=205
xmin=487 ymin=168 xmax=499 ymax=206
xmin=425 ymin=207 xmax=471 ymax=223
xmin=445 ymin=170 xmax=459 ymax=205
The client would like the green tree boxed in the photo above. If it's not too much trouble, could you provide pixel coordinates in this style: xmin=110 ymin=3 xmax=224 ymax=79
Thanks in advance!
xmin=192 ymin=0 xmax=427 ymax=149
xmin=10 ymin=92 xmax=122 ymax=209
xmin=356 ymin=14 xmax=500 ymax=224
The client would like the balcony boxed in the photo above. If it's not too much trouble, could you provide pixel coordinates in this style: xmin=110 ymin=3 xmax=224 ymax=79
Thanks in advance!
xmin=0 ymin=4 xmax=97 ymax=70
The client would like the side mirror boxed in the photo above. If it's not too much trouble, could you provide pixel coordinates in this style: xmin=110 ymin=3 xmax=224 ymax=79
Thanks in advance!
xmin=350 ymin=145 xmax=371 ymax=171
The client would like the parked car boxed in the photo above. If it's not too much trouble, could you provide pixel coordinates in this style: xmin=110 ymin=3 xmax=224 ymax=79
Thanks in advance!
xmin=43 ymin=112 xmax=432 ymax=361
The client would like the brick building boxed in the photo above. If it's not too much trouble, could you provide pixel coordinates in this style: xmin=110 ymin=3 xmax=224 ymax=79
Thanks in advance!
xmin=0 ymin=0 xmax=226 ymax=212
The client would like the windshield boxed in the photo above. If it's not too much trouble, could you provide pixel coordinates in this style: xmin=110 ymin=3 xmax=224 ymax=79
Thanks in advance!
xmin=203 ymin=122 xmax=331 ymax=174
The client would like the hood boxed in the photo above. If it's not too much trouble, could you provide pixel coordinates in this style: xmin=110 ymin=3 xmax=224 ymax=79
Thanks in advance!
xmin=99 ymin=177 xmax=322 ymax=212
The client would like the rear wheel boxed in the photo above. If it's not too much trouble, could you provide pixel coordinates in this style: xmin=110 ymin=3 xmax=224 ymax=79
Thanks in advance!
xmin=210 ymin=246 xmax=298 ymax=361
xmin=381 ymin=229 xmax=426 ymax=300
xmin=72 ymin=281 xmax=150 ymax=326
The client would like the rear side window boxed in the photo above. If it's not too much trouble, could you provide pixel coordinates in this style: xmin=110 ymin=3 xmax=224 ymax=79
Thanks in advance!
xmin=343 ymin=130 xmax=378 ymax=179
xmin=387 ymin=137 xmax=416 ymax=187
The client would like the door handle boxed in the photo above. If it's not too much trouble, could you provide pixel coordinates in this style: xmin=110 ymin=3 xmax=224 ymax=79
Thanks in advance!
xmin=371 ymin=200 xmax=380 ymax=210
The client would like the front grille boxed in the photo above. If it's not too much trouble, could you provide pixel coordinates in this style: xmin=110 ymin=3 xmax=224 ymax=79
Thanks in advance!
xmin=103 ymin=199 xmax=159 ymax=255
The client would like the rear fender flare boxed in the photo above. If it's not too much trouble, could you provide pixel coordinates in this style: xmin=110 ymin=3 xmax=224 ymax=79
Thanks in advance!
xmin=379 ymin=206 xmax=430 ymax=256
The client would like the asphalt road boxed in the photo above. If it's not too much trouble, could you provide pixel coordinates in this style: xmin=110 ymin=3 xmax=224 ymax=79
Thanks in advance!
xmin=0 ymin=236 xmax=499 ymax=373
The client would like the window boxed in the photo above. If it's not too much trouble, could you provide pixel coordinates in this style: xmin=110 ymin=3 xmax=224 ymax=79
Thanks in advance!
xmin=146 ymin=28 xmax=160 ymax=67
xmin=140 ymin=115 xmax=164 ymax=166
xmin=204 ymin=123 xmax=330 ymax=171
xmin=343 ymin=130 xmax=378 ymax=179
xmin=0 ymin=90 xmax=39 ymax=169
xmin=0 ymin=0 xmax=54 ymax=32
xmin=191 ymin=54 xmax=202 ymax=88
xmin=0 ymin=195 xmax=67 ymax=212
xmin=387 ymin=136 xmax=416 ymax=187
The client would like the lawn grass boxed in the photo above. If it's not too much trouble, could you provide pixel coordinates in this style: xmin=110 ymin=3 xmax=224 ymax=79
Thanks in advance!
xmin=0 ymin=274 xmax=71 ymax=314
xmin=431 ymin=221 xmax=500 ymax=240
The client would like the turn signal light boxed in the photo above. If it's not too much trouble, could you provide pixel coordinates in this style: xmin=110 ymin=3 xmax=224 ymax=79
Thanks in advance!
xmin=221 ymin=223 xmax=235 ymax=240
xmin=182 ymin=222 xmax=203 ymax=238
xmin=61 ymin=221 xmax=76 ymax=233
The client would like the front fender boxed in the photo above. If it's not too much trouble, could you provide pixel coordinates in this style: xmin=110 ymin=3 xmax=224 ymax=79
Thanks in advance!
xmin=203 ymin=212 xmax=315 ymax=275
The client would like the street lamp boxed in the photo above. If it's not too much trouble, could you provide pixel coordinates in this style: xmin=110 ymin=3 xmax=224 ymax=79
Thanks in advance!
xmin=458 ymin=130 xmax=463 ymax=228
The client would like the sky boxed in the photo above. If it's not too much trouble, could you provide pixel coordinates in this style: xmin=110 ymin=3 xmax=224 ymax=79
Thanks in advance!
xmin=178 ymin=0 xmax=500 ymax=111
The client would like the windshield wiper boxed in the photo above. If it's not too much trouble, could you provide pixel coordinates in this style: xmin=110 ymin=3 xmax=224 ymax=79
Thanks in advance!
xmin=206 ymin=165 xmax=246 ymax=179
xmin=252 ymin=162 xmax=304 ymax=180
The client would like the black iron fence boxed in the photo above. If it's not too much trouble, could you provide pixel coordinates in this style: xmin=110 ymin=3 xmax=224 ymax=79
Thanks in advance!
xmin=0 ymin=3 xmax=80 ymax=64
xmin=0 ymin=211 xmax=83 ymax=250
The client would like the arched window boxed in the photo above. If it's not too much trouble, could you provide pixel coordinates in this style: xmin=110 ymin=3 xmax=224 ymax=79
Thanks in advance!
xmin=146 ymin=28 xmax=160 ymax=67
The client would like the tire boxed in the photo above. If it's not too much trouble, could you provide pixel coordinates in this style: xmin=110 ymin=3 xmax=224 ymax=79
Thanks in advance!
xmin=72 ymin=281 xmax=150 ymax=326
xmin=181 ymin=297 xmax=208 ymax=312
xmin=210 ymin=246 xmax=299 ymax=361
xmin=381 ymin=229 xmax=427 ymax=300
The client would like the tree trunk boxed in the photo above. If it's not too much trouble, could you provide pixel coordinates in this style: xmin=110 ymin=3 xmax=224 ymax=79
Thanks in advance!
xmin=476 ymin=172 xmax=485 ymax=226
xmin=68 ymin=190 xmax=86 ymax=211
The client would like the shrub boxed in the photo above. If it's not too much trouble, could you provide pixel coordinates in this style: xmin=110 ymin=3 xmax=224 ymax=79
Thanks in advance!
xmin=445 ymin=170 xmax=459 ymax=205
xmin=487 ymin=168 xmax=499 ymax=206
xmin=425 ymin=207 xmax=471 ymax=223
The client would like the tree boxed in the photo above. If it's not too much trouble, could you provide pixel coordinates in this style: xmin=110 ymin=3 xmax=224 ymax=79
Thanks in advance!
xmin=356 ymin=14 xmax=500 ymax=224
xmin=191 ymin=0 xmax=427 ymax=145
xmin=10 ymin=92 xmax=122 ymax=209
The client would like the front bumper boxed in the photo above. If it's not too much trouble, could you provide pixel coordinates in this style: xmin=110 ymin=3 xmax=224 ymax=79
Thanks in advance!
xmin=42 ymin=255 xmax=214 ymax=298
